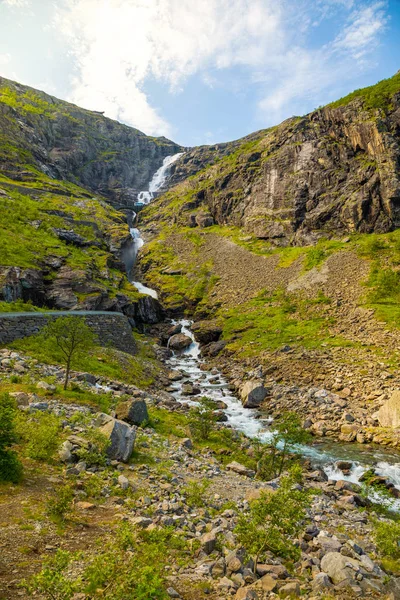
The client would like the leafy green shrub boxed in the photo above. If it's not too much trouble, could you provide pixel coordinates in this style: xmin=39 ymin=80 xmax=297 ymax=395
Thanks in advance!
xmin=188 ymin=397 xmax=218 ymax=441
xmin=16 ymin=411 xmax=61 ymax=462
xmin=373 ymin=519 xmax=400 ymax=559
xmin=76 ymin=428 xmax=110 ymax=466
xmin=0 ymin=393 xmax=23 ymax=483
xmin=236 ymin=465 xmax=312 ymax=566
xmin=24 ymin=549 xmax=80 ymax=600
xmin=254 ymin=412 xmax=311 ymax=480
xmin=47 ymin=485 xmax=74 ymax=523
xmin=182 ymin=479 xmax=211 ymax=507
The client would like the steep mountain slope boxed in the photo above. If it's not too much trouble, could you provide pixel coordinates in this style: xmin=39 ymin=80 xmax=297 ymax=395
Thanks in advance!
xmin=160 ymin=72 xmax=400 ymax=245
xmin=0 ymin=76 xmax=182 ymax=209
xmin=0 ymin=77 xmax=179 ymax=322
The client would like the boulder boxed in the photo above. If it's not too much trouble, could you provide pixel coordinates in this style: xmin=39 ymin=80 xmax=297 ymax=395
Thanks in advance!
xmin=191 ymin=320 xmax=222 ymax=345
xmin=378 ymin=390 xmax=400 ymax=428
xmin=168 ymin=370 xmax=183 ymax=381
xmin=312 ymin=573 xmax=332 ymax=591
xmin=168 ymin=333 xmax=192 ymax=350
xmin=226 ymin=461 xmax=254 ymax=477
xmin=9 ymin=392 xmax=29 ymax=407
xmin=195 ymin=212 xmax=214 ymax=228
xmin=320 ymin=552 xmax=361 ymax=584
xmin=240 ymin=381 xmax=268 ymax=408
xmin=99 ymin=416 xmax=136 ymax=463
xmin=200 ymin=531 xmax=216 ymax=554
xmin=279 ymin=582 xmax=300 ymax=597
xmin=202 ymin=340 xmax=227 ymax=356
xmin=115 ymin=399 xmax=149 ymax=426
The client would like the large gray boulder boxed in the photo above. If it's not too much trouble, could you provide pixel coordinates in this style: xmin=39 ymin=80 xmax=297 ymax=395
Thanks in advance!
xmin=320 ymin=552 xmax=360 ymax=584
xmin=240 ymin=381 xmax=268 ymax=408
xmin=115 ymin=399 xmax=149 ymax=426
xmin=99 ymin=415 xmax=136 ymax=462
xmin=168 ymin=333 xmax=192 ymax=350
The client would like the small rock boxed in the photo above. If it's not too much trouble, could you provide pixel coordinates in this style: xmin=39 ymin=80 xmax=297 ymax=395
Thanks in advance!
xmin=279 ymin=581 xmax=300 ymax=597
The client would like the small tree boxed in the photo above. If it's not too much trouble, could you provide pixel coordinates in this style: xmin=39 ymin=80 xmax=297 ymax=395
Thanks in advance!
xmin=188 ymin=397 xmax=218 ymax=441
xmin=43 ymin=316 xmax=97 ymax=389
xmin=236 ymin=465 xmax=312 ymax=569
xmin=0 ymin=393 xmax=23 ymax=483
xmin=255 ymin=412 xmax=311 ymax=480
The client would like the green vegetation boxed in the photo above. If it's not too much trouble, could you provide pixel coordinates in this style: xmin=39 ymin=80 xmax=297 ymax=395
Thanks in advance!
xmin=188 ymin=396 xmax=218 ymax=441
xmin=0 ymin=300 xmax=45 ymax=313
xmin=372 ymin=519 xmax=400 ymax=573
xmin=75 ymin=428 xmax=110 ymax=466
xmin=182 ymin=479 xmax=211 ymax=508
xmin=12 ymin=332 xmax=157 ymax=388
xmin=46 ymin=484 xmax=74 ymax=524
xmin=140 ymin=237 xmax=219 ymax=310
xmin=221 ymin=288 xmax=351 ymax=357
xmin=25 ymin=523 xmax=188 ymax=600
xmin=236 ymin=466 xmax=312 ymax=567
xmin=328 ymin=72 xmax=400 ymax=111
xmin=0 ymin=393 xmax=23 ymax=483
xmin=16 ymin=410 xmax=61 ymax=462
xmin=255 ymin=412 xmax=312 ymax=480
xmin=42 ymin=316 xmax=97 ymax=389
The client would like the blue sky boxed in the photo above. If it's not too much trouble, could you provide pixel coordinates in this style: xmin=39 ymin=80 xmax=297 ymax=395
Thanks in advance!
xmin=0 ymin=0 xmax=399 ymax=147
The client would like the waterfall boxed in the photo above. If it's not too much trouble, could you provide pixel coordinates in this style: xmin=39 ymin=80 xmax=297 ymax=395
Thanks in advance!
xmin=129 ymin=152 xmax=183 ymax=297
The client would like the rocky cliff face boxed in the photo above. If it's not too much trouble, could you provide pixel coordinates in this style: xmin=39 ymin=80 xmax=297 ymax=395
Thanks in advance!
xmin=158 ymin=73 xmax=400 ymax=246
xmin=0 ymin=76 xmax=182 ymax=209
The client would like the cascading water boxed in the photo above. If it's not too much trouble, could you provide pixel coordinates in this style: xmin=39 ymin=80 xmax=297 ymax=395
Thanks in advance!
xmin=128 ymin=152 xmax=183 ymax=298
xmin=167 ymin=319 xmax=400 ymax=506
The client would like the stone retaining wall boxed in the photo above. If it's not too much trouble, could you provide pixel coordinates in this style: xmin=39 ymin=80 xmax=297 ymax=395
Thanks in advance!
xmin=0 ymin=311 xmax=137 ymax=355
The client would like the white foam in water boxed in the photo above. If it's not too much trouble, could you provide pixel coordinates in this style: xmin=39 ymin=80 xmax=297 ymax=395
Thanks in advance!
xmin=166 ymin=319 xmax=400 ymax=507
xmin=136 ymin=153 xmax=184 ymax=205
xmin=133 ymin=281 xmax=158 ymax=299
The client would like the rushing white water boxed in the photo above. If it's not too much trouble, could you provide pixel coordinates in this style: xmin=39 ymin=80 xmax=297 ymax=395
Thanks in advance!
xmin=129 ymin=152 xmax=183 ymax=298
xmin=167 ymin=319 xmax=400 ymax=503
xmin=136 ymin=153 xmax=184 ymax=206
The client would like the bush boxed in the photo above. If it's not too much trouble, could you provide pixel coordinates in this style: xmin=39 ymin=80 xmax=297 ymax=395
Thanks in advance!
xmin=47 ymin=485 xmax=74 ymax=523
xmin=76 ymin=428 xmax=110 ymax=466
xmin=188 ymin=397 xmax=218 ymax=441
xmin=254 ymin=412 xmax=311 ymax=480
xmin=16 ymin=411 xmax=61 ymax=462
xmin=182 ymin=479 xmax=211 ymax=507
xmin=373 ymin=519 xmax=400 ymax=559
xmin=236 ymin=465 xmax=312 ymax=567
xmin=0 ymin=393 xmax=23 ymax=483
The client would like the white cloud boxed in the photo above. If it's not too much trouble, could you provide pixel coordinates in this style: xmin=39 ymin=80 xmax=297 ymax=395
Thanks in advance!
xmin=258 ymin=1 xmax=388 ymax=122
xmin=51 ymin=0 xmax=388 ymax=138
xmin=2 ymin=0 xmax=31 ymax=6
xmin=54 ymin=0 xmax=285 ymax=136
xmin=0 ymin=53 xmax=11 ymax=65
xmin=333 ymin=1 xmax=388 ymax=58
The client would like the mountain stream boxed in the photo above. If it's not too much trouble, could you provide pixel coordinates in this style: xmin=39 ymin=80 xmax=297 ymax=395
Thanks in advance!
xmin=130 ymin=155 xmax=400 ymax=504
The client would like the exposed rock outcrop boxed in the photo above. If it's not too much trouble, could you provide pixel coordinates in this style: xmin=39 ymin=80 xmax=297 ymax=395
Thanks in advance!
xmin=153 ymin=73 xmax=400 ymax=247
